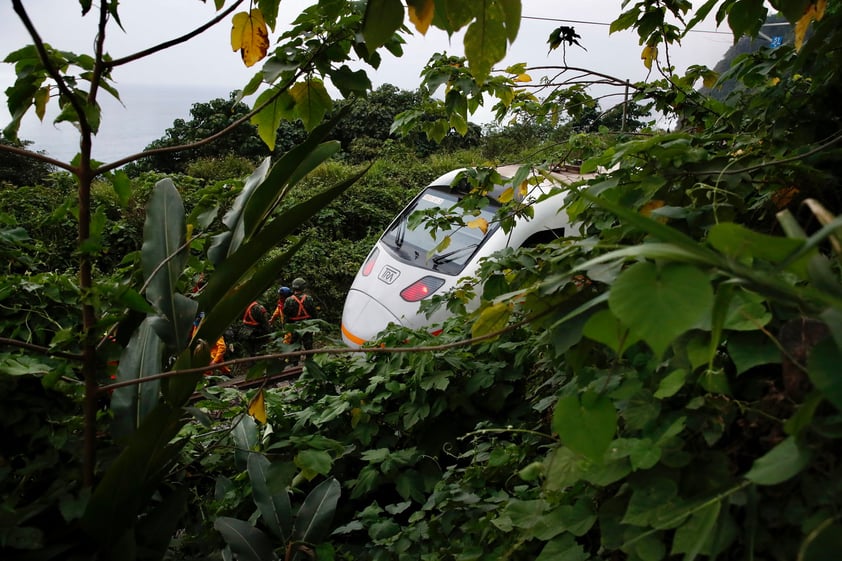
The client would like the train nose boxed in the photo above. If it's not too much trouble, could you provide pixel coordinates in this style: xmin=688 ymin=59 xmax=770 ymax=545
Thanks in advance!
xmin=341 ymin=288 xmax=402 ymax=348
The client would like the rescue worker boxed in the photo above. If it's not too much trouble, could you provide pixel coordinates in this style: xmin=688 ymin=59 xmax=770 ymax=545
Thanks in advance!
xmin=282 ymin=277 xmax=317 ymax=350
xmin=242 ymin=300 xmax=271 ymax=356
xmin=190 ymin=312 xmax=231 ymax=375
xmin=270 ymin=285 xmax=293 ymax=326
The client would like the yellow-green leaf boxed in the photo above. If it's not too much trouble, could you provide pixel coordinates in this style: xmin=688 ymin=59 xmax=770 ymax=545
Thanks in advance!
xmin=34 ymin=86 xmax=50 ymax=121
xmin=498 ymin=186 xmax=514 ymax=203
xmin=466 ymin=217 xmax=489 ymax=234
xmin=472 ymin=301 xmax=512 ymax=339
xmin=641 ymin=44 xmax=657 ymax=70
xmin=231 ymin=9 xmax=270 ymax=67
xmin=363 ymin=0 xmax=405 ymax=49
xmin=248 ymin=388 xmax=268 ymax=424
xmin=250 ymin=87 xmax=295 ymax=151
xmin=407 ymin=0 xmax=435 ymax=35
xmin=290 ymin=79 xmax=333 ymax=131
xmin=702 ymin=70 xmax=719 ymax=89
xmin=463 ymin=5 xmax=507 ymax=83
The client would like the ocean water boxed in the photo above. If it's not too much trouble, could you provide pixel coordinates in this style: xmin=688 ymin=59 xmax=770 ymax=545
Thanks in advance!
xmin=15 ymin=83 xmax=238 ymax=165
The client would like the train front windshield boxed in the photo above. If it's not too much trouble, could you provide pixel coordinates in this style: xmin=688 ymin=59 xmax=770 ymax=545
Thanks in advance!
xmin=381 ymin=187 xmax=498 ymax=275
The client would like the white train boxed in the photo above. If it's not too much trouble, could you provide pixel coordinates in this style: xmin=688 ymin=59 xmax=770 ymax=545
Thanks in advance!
xmin=340 ymin=164 xmax=592 ymax=347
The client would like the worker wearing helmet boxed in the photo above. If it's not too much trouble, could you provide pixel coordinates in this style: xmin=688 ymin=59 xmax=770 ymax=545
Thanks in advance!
xmin=282 ymin=277 xmax=317 ymax=350
xmin=242 ymin=300 xmax=271 ymax=356
xmin=270 ymin=285 xmax=293 ymax=326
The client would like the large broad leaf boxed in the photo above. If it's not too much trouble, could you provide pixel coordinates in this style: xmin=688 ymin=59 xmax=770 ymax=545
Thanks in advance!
xmin=291 ymin=478 xmax=341 ymax=545
xmin=463 ymin=4 xmax=507 ymax=83
xmin=214 ymin=517 xmax=276 ymax=561
xmin=141 ymin=179 xmax=194 ymax=349
xmin=744 ymin=435 xmax=811 ymax=485
xmin=552 ymin=392 xmax=617 ymax=462
xmin=609 ymin=262 xmax=713 ymax=358
xmin=208 ymin=108 xmax=350 ymax=266
xmin=362 ymin=0 xmax=404 ymax=49
xmin=290 ymin=79 xmax=333 ymax=132
xmin=135 ymin=487 xmax=188 ymax=561
xmin=208 ymin=157 xmax=272 ymax=264
xmin=233 ymin=414 xmax=259 ymax=468
xmin=248 ymin=454 xmax=292 ymax=543
xmin=81 ymin=404 xmax=186 ymax=548
xmin=196 ymin=168 xmax=367 ymax=345
xmin=707 ymin=222 xmax=809 ymax=278
xmin=231 ymin=9 xmax=270 ymax=67
xmin=111 ymin=318 xmax=164 ymax=440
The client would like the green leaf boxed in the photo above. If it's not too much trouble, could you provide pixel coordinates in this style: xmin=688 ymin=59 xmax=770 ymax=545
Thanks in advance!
xmin=232 ymin=415 xmax=259 ymax=467
xmin=808 ymin=338 xmax=842 ymax=412
xmin=726 ymin=331 xmax=780 ymax=375
xmin=82 ymin=404 xmax=186 ymax=547
xmin=251 ymin=87 xmax=295 ymax=151
xmin=111 ymin=170 xmax=132 ymax=208
xmin=552 ymin=392 xmax=617 ymax=461
xmin=329 ymin=65 xmax=373 ymax=98
xmin=141 ymin=179 xmax=195 ymax=350
xmin=294 ymin=449 xmax=333 ymax=480
xmin=609 ymin=262 xmax=713 ymax=358
xmin=536 ymin=533 xmax=589 ymax=561
xmin=362 ymin=0 xmax=404 ymax=49
xmin=248 ymin=454 xmax=292 ymax=543
xmin=582 ymin=308 xmax=640 ymax=356
xmin=472 ymin=301 xmax=511 ymax=339
xmin=654 ymin=369 xmax=687 ymax=399
xmin=497 ymin=0 xmax=522 ymax=43
xmin=291 ymin=478 xmax=341 ymax=544
xmin=111 ymin=318 xmax=164 ymax=440
xmin=671 ymin=500 xmax=721 ymax=559
xmin=727 ymin=0 xmax=767 ymax=39
xmin=500 ymin=499 xmax=548 ymax=530
xmin=622 ymin=478 xmax=679 ymax=526
xmin=214 ymin=517 xmax=276 ymax=561
xmin=464 ymin=5 xmax=507 ymax=83
xmin=290 ymin=79 xmax=333 ymax=131
xmin=707 ymin=222 xmax=808 ymax=277
xmin=744 ymin=435 xmax=811 ymax=485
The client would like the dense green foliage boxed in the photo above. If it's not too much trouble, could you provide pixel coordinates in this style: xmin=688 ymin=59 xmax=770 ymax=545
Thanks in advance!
xmin=3 ymin=0 xmax=842 ymax=560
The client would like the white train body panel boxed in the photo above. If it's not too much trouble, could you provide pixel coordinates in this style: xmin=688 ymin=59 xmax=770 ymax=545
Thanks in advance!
xmin=341 ymin=165 xmax=589 ymax=347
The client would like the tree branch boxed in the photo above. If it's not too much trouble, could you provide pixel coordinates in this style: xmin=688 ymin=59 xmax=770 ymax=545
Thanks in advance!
xmin=104 ymin=0 xmax=247 ymax=70
xmin=98 ymin=301 xmax=562 ymax=394
xmin=0 ymin=337 xmax=84 ymax=361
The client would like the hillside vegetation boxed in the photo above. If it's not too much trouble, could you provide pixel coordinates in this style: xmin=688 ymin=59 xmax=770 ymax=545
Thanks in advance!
xmin=2 ymin=1 xmax=842 ymax=560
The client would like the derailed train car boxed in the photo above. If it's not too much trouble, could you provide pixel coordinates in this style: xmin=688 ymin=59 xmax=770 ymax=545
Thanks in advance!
xmin=340 ymin=164 xmax=592 ymax=347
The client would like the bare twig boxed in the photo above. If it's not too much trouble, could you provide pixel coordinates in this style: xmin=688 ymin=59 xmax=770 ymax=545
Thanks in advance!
xmin=0 ymin=337 xmax=84 ymax=361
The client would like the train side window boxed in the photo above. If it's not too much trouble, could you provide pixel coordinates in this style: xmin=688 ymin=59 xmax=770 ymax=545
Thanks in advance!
xmin=520 ymin=228 xmax=565 ymax=248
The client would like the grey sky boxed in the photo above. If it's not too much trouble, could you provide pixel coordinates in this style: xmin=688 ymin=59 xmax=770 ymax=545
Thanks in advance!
xmin=1 ymin=1 xmax=734 ymax=161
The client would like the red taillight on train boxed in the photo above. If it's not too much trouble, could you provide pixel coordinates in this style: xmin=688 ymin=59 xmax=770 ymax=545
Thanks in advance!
xmin=362 ymin=247 xmax=379 ymax=276
xmin=400 ymin=276 xmax=445 ymax=302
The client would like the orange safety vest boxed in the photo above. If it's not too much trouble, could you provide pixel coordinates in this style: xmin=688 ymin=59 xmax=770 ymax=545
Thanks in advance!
xmin=287 ymin=294 xmax=312 ymax=321
xmin=243 ymin=302 xmax=264 ymax=326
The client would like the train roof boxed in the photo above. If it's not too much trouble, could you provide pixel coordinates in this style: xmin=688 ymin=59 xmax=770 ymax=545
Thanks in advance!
xmin=428 ymin=163 xmax=595 ymax=203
